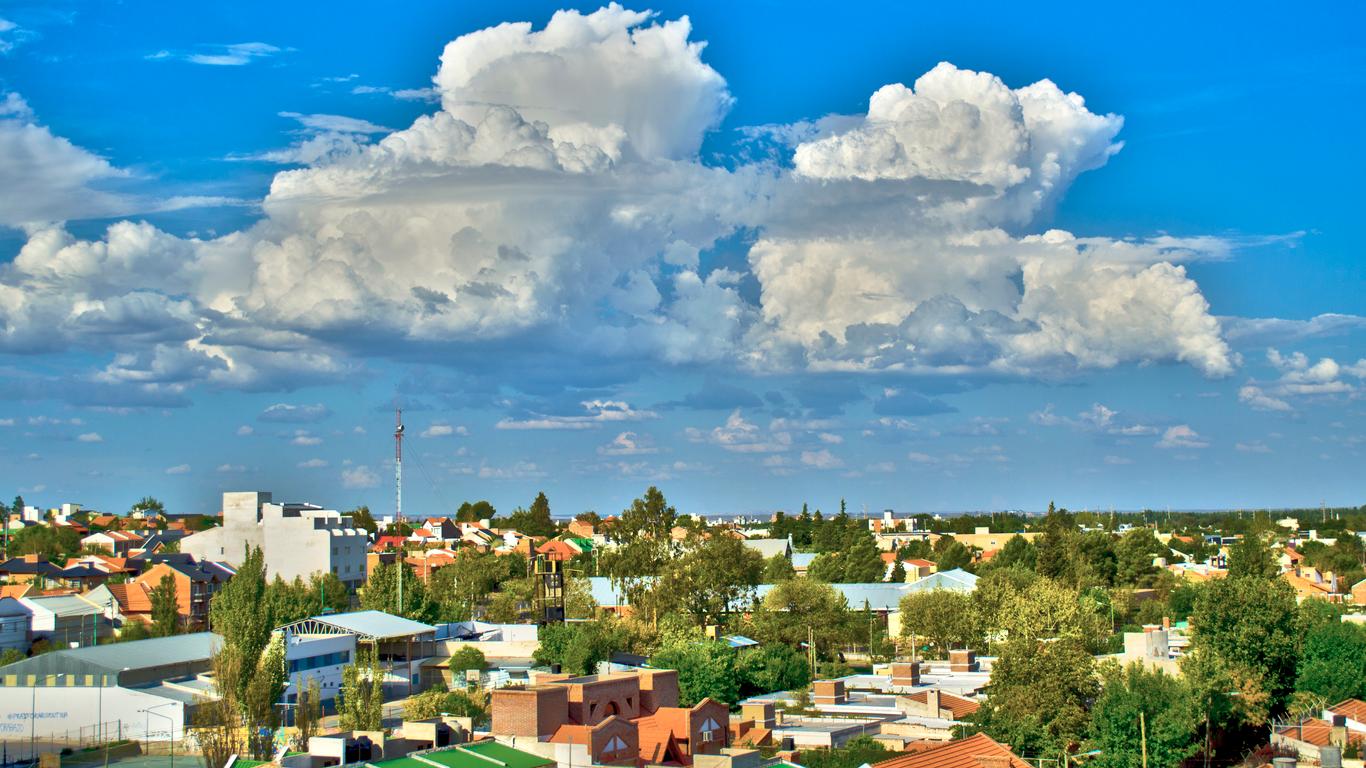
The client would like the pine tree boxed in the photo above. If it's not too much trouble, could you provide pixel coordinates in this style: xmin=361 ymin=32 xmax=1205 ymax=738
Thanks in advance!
xmin=889 ymin=560 xmax=907 ymax=583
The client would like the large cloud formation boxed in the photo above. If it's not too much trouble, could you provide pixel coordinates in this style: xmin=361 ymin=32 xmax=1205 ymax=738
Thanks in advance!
xmin=0 ymin=5 xmax=1238 ymax=406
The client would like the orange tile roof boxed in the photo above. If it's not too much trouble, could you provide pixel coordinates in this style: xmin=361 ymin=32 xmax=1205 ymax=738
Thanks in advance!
xmin=1330 ymin=699 xmax=1366 ymax=723
xmin=107 ymin=582 xmax=153 ymax=614
xmin=901 ymin=691 xmax=981 ymax=720
xmin=0 ymin=584 xmax=33 ymax=599
xmin=1283 ymin=571 xmax=1336 ymax=597
xmin=1274 ymin=718 xmax=1364 ymax=748
xmin=906 ymin=559 xmax=935 ymax=568
xmin=871 ymin=733 xmax=1030 ymax=768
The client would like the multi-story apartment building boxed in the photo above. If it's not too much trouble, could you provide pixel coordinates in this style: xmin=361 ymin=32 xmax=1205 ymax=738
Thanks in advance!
xmin=181 ymin=491 xmax=369 ymax=588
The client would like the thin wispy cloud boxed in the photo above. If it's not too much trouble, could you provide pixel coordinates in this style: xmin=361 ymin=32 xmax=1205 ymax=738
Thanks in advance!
xmin=148 ymin=42 xmax=285 ymax=66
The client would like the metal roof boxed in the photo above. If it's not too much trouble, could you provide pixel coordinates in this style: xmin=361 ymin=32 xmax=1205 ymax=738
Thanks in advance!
xmin=279 ymin=610 xmax=435 ymax=640
xmin=904 ymin=568 xmax=978 ymax=593
xmin=19 ymin=594 xmax=101 ymax=616
xmin=0 ymin=632 xmax=221 ymax=684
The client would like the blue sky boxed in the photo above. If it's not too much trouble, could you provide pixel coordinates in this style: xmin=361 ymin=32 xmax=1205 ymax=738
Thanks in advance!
xmin=0 ymin=1 xmax=1362 ymax=518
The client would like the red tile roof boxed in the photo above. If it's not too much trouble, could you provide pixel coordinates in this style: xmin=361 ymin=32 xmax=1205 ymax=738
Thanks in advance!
xmin=1329 ymin=699 xmax=1366 ymax=723
xmin=871 ymin=733 xmax=1030 ymax=768
xmin=1275 ymin=718 xmax=1365 ymax=749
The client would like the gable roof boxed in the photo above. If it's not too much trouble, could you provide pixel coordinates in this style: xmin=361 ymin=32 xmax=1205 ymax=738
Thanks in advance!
xmin=278 ymin=609 xmax=435 ymax=640
xmin=871 ymin=732 xmax=1030 ymax=768
xmin=742 ymin=538 xmax=792 ymax=559
xmin=906 ymin=568 xmax=979 ymax=593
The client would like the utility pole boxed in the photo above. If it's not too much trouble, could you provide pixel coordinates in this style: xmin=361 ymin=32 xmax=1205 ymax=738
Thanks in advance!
xmin=807 ymin=625 xmax=816 ymax=680
xmin=1140 ymin=710 xmax=1148 ymax=768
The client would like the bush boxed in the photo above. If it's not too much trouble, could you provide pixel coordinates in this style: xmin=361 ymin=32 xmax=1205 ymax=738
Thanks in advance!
xmin=403 ymin=687 xmax=448 ymax=721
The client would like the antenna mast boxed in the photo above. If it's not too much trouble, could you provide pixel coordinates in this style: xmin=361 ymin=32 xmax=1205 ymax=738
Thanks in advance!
xmin=395 ymin=407 xmax=405 ymax=525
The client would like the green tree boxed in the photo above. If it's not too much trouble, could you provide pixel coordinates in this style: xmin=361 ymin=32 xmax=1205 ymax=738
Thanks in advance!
xmin=1166 ymin=583 xmax=1201 ymax=622
xmin=130 ymin=496 xmax=165 ymax=517
xmin=975 ymin=637 xmax=1098 ymax=760
xmin=6 ymin=524 xmax=82 ymax=560
xmin=117 ymin=621 xmax=151 ymax=642
xmin=361 ymin=560 xmax=434 ymax=622
xmin=149 ymin=572 xmax=180 ymax=637
xmin=1227 ymin=532 xmax=1277 ymax=579
xmin=748 ymin=578 xmax=851 ymax=660
xmin=1035 ymin=503 xmax=1077 ymax=581
xmin=1114 ymin=529 xmax=1165 ymax=587
xmin=984 ymin=576 xmax=1108 ymax=650
xmin=347 ymin=506 xmax=378 ymax=535
xmin=599 ymin=487 xmax=678 ymax=618
xmin=932 ymin=536 xmax=973 ymax=572
xmin=443 ymin=690 xmax=490 ymax=726
xmin=339 ymin=644 xmax=384 ymax=731
xmin=209 ymin=546 xmax=272 ymax=707
xmin=534 ymin=620 xmax=628 ymax=676
xmin=244 ymin=632 xmax=287 ymax=758
xmin=295 ymin=677 xmax=323 ymax=748
xmin=1296 ymin=621 xmax=1366 ymax=703
xmin=448 ymin=645 xmax=487 ymax=677
xmin=737 ymin=643 xmax=811 ymax=695
xmin=651 ymin=640 xmax=741 ymax=705
xmin=763 ymin=554 xmax=795 ymax=582
xmin=1189 ymin=574 xmax=1299 ymax=716
xmin=428 ymin=549 xmax=525 ymax=622
xmin=1088 ymin=662 xmax=1199 ymax=768
xmin=404 ymin=687 xmax=449 ymax=720
xmin=899 ymin=589 xmax=978 ymax=658
xmin=888 ymin=560 xmax=906 ymax=583
xmin=807 ymin=553 xmax=844 ymax=582
xmin=984 ymin=534 xmax=1037 ymax=573
xmin=842 ymin=536 xmax=886 ymax=582
xmin=498 ymin=492 xmax=558 ymax=538
xmin=456 ymin=500 xmax=496 ymax=523
xmin=651 ymin=533 xmax=763 ymax=625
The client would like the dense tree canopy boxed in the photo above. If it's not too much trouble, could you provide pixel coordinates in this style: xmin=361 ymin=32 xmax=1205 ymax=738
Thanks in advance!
xmin=1088 ymin=662 xmax=1199 ymax=768
xmin=975 ymin=637 xmax=1098 ymax=760
xmin=1190 ymin=574 xmax=1299 ymax=716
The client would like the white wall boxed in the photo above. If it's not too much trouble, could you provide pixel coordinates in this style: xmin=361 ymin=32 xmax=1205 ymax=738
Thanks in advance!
xmin=0 ymin=686 xmax=186 ymax=742
xmin=286 ymin=634 xmax=357 ymax=701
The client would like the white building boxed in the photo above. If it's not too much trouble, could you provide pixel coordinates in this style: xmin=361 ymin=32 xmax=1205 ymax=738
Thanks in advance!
xmin=182 ymin=491 xmax=369 ymax=588
xmin=277 ymin=610 xmax=438 ymax=704
xmin=0 ymin=633 xmax=221 ymax=749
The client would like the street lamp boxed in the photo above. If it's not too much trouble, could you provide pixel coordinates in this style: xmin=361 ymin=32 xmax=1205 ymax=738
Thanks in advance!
xmin=140 ymin=703 xmax=177 ymax=768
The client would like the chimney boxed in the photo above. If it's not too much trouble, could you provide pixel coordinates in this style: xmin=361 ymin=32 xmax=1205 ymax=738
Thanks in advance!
xmin=1162 ymin=616 xmax=1170 ymax=630
xmin=925 ymin=689 xmax=942 ymax=718
xmin=1331 ymin=714 xmax=1348 ymax=748
xmin=891 ymin=662 xmax=921 ymax=688
xmin=949 ymin=649 xmax=978 ymax=673
xmin=813 ymin=680 xmax=847 ymax=706
xmin=741 ymin=703 xmax=775 ymax=730
xmin=975 ymin=757 xmax=1012 ymax=768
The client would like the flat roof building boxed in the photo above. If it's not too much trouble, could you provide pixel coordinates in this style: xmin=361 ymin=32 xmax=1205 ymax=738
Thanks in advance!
xmin=182 ymin=491 xmax=368 ymax=588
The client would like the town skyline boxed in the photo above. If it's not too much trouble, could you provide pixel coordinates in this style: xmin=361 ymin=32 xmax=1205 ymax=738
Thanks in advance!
xmin=1 ymin=1 xmax=1362 ymax=517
